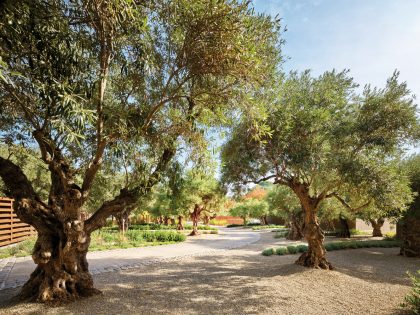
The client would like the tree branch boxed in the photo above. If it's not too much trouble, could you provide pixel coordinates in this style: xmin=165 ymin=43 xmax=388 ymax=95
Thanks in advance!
xmin=84 ymin=146 xmax=176 ymax=233
xmin=332 ymin=193 xmax=371 ymax=213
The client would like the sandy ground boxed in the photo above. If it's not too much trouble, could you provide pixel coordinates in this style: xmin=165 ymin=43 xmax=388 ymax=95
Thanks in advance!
xmin=0 ymin=231 xmax=418 ymax=315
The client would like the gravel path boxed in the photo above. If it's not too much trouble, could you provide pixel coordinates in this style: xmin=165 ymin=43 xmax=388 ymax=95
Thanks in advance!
xmin=0 ymin=231 xmax=418 ymax=315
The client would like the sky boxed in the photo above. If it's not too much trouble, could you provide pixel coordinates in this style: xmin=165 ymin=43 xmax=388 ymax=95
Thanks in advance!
xmin=253 ymin=0 xmax=420 ymax=154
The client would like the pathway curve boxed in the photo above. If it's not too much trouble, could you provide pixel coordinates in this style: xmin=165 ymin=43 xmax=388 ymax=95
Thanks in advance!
xmin=0 ymin=227 xmax=260 ymax=290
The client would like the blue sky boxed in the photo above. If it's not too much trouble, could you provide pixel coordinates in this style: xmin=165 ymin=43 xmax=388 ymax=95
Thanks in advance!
xmin=254 ymin=0 xmax=420 ymax=95
xmin=253 ymin=0 xmax=420 ymax=154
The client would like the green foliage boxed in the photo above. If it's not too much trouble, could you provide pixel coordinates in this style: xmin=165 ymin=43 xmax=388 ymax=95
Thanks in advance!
xmin=276 ymin=247 xmax=288 ymax=255
xmin=286 ymin=245 xmax=298 ymax=254
xmin=90 ymin=229 xmax=186 ymax=251
xmin=261 ymin=240 xmax=400 ymax=256
xmin=105 ymin=223 xmax=217 ymax=231
xmin=222 ymin=69 xmax=418 ymax=227
xmin=401 ymin=270 xmax=420 ymax=315
xmin=262 ymin=248 xmax=276 ymax=256
xmin=296 ymin=245 xmax=309 ymax=253
xmin=251 ymin=225 xmax=285 ymax=230
xmin=230 ymin=199 xmax=269 ymax=223
xmin=0 ymin=237 xmax=36 ymax=259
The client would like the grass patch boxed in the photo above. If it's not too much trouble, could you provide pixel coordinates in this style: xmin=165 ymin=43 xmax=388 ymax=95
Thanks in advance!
xmin=274 ymin=229 xmax=289 ymax=238
xmin=0 ymin=230 xmax=187 ymax=258
xmin=262 ymin=239 xmax=401 ymax=256
xmin=0 ymin=237 xmax=36 ymax=259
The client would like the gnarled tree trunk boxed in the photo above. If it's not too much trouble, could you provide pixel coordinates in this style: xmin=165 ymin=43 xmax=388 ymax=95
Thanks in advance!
xmin=177 ymin=215 xmax=184 ymax=230
xmin=293 ymin=184 xmax=332 ymax=270
xmin=189 ymin=204 xmax=203 ymax=236
xmin=260 ymin=214 xmax=268 ymax=225
xmin=336 ymin=215 xmax=351 ymax=238
xmin=203 ymin=215 xmax=210 ymax=225
xmin=163 ymin=216 xmax=170 ymax=226
xmin=370 ymin=218 xmax=385 ymax=237
xmin=287 ymin=212 xmax=304 ymax=240
xmin=20 ymin=220 xmax=100 ymax=304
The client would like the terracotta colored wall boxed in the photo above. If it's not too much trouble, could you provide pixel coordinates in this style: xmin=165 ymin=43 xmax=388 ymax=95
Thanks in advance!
xmin=213 ymin=216 xmax=244 ymax=225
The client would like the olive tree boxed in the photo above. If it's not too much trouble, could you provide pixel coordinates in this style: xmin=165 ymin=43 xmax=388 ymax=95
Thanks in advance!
xmin=222 ymin=70 xmax=418 ymax=269
xmin=0 ymin=0 xmax=280 ymax=303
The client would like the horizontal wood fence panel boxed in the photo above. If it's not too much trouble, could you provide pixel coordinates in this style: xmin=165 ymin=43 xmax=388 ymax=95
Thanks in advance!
xmin=0 ymin=197 xmax=36 ymax=247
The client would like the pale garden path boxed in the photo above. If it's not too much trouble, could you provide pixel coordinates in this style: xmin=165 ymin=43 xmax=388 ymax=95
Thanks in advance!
xmin=0 ymin=227 xmax=260 ymax=291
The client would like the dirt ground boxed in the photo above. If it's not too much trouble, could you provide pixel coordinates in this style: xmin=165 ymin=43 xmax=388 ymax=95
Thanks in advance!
xmin=0 ymin=231 xmax=418 ymax=315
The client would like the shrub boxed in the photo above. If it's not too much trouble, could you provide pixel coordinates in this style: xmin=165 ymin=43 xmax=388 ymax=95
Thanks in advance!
xmin=384 ymin=232 xmax=397 ymax=240
xmin=296 ymin=245 xmax=308 ymax=253
xmin=286 ymin=245 xmax=298 ymax=254
xmin=276 ymin=247 xmax=288 ymax=255
xmin=274 ymin=229 xmax=289 ymax=238
xmin=401 ymin=270 xmax=420 ymax=315
xmin=252 ymin=225 xmax=286 ymax=230
xmin=262 ymin=248 xmax=275 ymax=256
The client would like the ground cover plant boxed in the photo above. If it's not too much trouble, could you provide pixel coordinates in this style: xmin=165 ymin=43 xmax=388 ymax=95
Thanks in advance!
xmin=251 ymin=225 xmax=286 ymax=230
xmin=0 ymin=229 xmax=187 ymax=259
xmin=262 ymin=240 xmax=401 ymax=256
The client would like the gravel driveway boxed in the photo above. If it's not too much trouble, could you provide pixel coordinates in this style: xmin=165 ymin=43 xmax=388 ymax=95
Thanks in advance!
xmin=0 ymin=231 xmax=418 ymax=315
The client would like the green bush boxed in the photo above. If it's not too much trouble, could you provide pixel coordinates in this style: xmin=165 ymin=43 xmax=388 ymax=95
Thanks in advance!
xmin=262 ymin=248 xmax=275 ymax=256
xmin=286 ymin=245 xmax=298 ymax=254
xmin=276 ymin=247 xmax=288 ymax=255
xmin=296 ymin=245 xmax=308 ymax=253
xmin=263 ymin=239 xmax=401 ymax=256
xmin=252 ymin=225 xmax=286 ymax=231
xmin=401 ymin=270 xmax=420 ymax=315
xmin=274 ymin=229 xmax=289 ymax=238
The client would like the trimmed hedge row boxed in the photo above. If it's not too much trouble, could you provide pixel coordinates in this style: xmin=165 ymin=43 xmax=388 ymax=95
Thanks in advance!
xmin=262 ymin=240 xmax=401 ymax=256
xmin=252 ymin=225 xmax=286 ymax=230
xmin=125 ymin=230 xmax=186 ymax=242
xmin=105 ymin=224 xmax=217 ymax=231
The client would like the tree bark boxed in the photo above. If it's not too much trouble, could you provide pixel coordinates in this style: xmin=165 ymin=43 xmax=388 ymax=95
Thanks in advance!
xmin=370 ymin=218 xmax=385 ymax=237
xmin=115 ymin=210 xmax=130 ymax=232
xmin=19 ymin=221 xmax=100 ymax=304
xmin=292 ymin=183 xmax=332 ymax=270
xmin=163 ymin=216 xmax=170 ymax=226
xmin=203 ymin=215 xmax=210 ymax=225
xmin=177 ymin=215 xmax=184 ymax=230
xmin=189 ymin=204 xmax=202 ymax=236
xmin=287 ymin=212 xmax=304 ymax=240
xmin=336 ymin=215 xmax=351 ymax=238
xmin=260 ymin=214 xmax=268 ymax=225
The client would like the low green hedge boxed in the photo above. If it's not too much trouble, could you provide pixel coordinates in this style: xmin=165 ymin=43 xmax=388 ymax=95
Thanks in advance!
xmin=262 ymin=240 xmax=401 ymax=256
xmin=252 ymin=225 xmax=286 ymax=230
xmin=105 ymin=224 xmax=217 ymax=231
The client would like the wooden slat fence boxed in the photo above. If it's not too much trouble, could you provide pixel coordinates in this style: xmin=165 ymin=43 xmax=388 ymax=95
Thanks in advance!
xmin=0 ymin=197 xmax=36 ymax=247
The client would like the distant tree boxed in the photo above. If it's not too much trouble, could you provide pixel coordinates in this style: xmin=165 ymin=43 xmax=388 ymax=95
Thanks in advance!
xmin=266 ymin=185 xmax=303 ymax=240
xmin=222 ymin=70 xmax=418 ymax=269
xmin=243 ymin=186 xmax=269 ymax=224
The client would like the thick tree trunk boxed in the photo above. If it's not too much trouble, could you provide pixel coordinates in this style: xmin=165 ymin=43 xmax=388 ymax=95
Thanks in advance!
xmin=370 ymin=218 xmax=384 ymax=237
xmin=203 ymin=215 xmax=210 ymax=225
xmin=293 ymin=184 xmax=332 ymax=270
xmin=242 ymin=216 xmax=248 ymax=226
xmin=287 ymin=212 xmax=304 ymax=240
xmin=19 ymin=221 xmax=100 ymax=304
xmin=163 ymin=216 xmax=170 ymax=226
xmin=336 ymin=215 xmax=351 ymax=238
xmin=115 ymin=210 xmax=130 ymax=232
xmin=189 ymin=205 xmax=201 ymax=236
xmin=260 ymin=215 xmax=268 ymax=225
xmin=177 ymin=215 xmax=184 ymax=230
